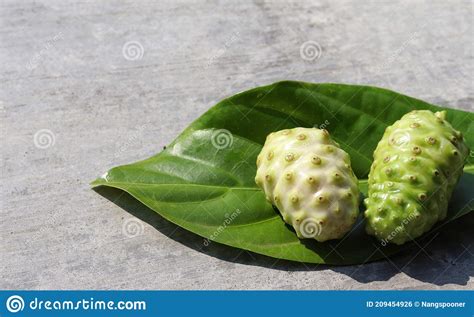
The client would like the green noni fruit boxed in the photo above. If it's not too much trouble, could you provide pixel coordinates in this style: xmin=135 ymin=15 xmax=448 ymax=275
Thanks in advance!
xmin=255 ymin=128 xmax=359 ymax=242
xmin=365 ymin=110 xmax=469 ymax=245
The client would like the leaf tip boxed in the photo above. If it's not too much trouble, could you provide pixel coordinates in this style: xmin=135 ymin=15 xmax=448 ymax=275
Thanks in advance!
xmin=90 ymin=171 xmax=109 ymax=187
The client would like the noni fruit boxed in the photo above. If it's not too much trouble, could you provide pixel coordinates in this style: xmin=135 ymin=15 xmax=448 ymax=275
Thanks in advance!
xmin=255 ymin=128 xmax=359 ymax=242
xmin=365 ymin=110 xmax=469 ymax=245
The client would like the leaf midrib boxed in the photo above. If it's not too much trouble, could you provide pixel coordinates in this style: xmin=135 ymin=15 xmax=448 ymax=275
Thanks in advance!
xmin=93 ymin=163 xmax=474 ymax=190
xmin=92 ymin=180 xmax=260 ymax=191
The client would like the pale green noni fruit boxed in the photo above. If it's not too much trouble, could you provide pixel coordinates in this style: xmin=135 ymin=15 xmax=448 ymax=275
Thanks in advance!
xmin=255 ymin=128 xmax=359 ymax=242
xmin=365 ymin=110 xmax=469 ymax=245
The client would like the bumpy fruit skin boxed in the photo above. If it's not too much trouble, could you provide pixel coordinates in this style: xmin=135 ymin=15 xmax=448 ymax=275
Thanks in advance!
xmin=365 ymin=110 xmax=469 ymax=245
xmin=255 ymin=128 xmax=359 ymax=242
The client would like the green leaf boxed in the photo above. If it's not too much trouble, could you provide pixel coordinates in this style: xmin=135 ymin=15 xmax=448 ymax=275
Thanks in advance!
xmin=92 ymin=81 xmax=474 ymax=265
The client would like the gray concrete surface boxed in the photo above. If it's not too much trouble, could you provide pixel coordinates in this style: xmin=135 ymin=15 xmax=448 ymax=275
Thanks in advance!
xmin=1 ymin=0 xmax=473 ymax=289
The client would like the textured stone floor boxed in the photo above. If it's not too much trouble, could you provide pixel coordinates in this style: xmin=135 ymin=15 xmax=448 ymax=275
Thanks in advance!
xmin=1 ymin=0 xmax=472 ymax=289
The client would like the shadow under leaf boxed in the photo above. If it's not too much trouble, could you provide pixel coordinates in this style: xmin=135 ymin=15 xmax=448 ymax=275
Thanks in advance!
xmin=93 ymin=186 xmax=473 ymax=286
